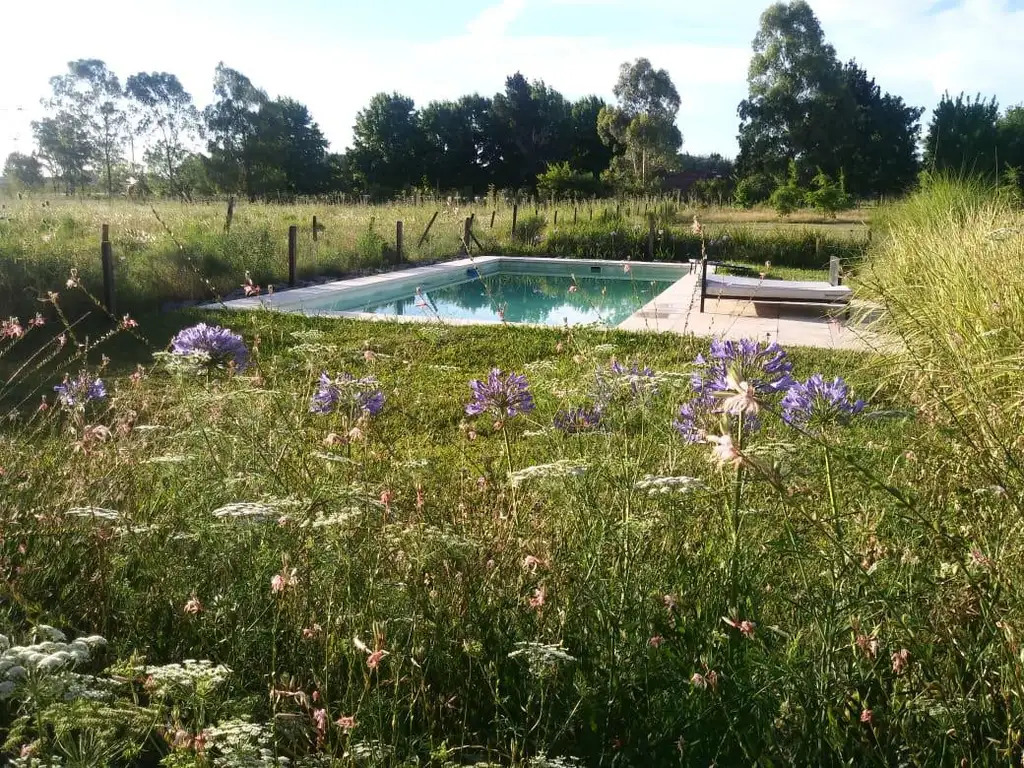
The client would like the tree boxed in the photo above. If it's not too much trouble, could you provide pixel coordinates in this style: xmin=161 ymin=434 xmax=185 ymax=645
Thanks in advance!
xmin=485 ymin=73 xmax=573 ymax=192
xmin=569 ymin=96 xmax=613 ymax=179
xmin=598 ymin=58 xmax=682 ymax=191
xmin=3 ymin=152 xmax=44 ymax=188
xmin=996 ymin=105 xmax=1024 ymax=188
xmin=737 ymin=2 xmax=846 ymax=183
xmin=838 ymin=61 xmax=922 ymax=198
xmin=45 ymin=59 xmax=127 ymax=196
xmin=32 ymin=113 xmax=93 ymax=193
xmin=769 ymin=161 xmax=804 ymax=217
xmin=349 ymin=93 xmax=426 ymax=198
xmin=923 ymin=92 xmax=1000 ymax=179
xmin=420 ymin=95 xmax=491 ymax=194
xmin=125 ymin=72 xmax=203 ymax=200
xmin=246 ymin=98 xmax=331 ymax=197
xmin=204 ymin=63 xmax=268 ymax=197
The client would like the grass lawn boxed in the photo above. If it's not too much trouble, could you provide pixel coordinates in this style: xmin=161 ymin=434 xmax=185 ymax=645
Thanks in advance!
xmin=3 ymin=307 xmax=992 ymax=766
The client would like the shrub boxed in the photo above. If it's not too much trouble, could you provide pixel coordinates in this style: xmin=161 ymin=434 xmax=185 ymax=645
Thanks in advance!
xmin=536 ymin=162 xmax=602 ymax=201
xmin=769 ymin=163 xmax=805 ymax=217
xmin=512 ymin=213 xmax=546 ymax=244
xmin=805 ymin=169 xmax=854 ymax=218
xmin=733 ymin=173 xmax=775 ymax=208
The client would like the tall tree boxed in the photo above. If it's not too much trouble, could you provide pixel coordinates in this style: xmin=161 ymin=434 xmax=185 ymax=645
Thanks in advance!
xmin=246 ymin=98 xmax=331 ymax=196
xmin=349 ymin=93 xmax=426 ymax=198
xmin=923 ymin=93 xmax=1000 ymax=178
xmin=997 ymin=105 xmax=1024 ymax=188
xmin=420 ymin=95 xmax=491 ymax=193
xmin=125 ymin=72 xmax=203 ymax=199
xmin=45 ymin=59 xmax=127 ymax=195
xmin=203 ymin=63 xmax=268 ymax=197
xmin=3 ymin=152 xmax=44 ymax=188
xmin=736 ymin=2 xmax=845 ymax=181
xmin=570 ymin=96 xmax=613 ymax=179
xmin=31 ymin=113 xmax=93 ymax=193
xmin=485 ymin=73 xmax=573 ymax=191
xmin=838 ymin=61 xmax=922 ymax=198
xmin=598 ymin=58 xmax=682 ymax=191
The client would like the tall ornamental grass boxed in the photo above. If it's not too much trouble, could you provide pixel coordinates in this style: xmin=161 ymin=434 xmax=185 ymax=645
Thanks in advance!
xmin=860 ymin=178 xmax=1024 ymax=503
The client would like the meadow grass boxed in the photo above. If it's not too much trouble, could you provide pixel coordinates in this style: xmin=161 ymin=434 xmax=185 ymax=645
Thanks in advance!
xmin=0 ymin=182 xmax=1021 ymax=766
xmin=0 ymin=196 xmax=869 ymax=323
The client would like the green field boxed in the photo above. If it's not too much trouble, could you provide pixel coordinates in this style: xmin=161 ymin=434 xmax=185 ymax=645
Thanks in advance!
xmin=1 ymin=181 xmax=1022 ymax=765
xmin=0 ymin=196 xmax=867 ymax=322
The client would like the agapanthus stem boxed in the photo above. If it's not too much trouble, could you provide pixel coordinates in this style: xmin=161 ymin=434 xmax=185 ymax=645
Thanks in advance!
xmin=824 ymin=446 xmax=841 ymax=542
xmin=729 ymin=418 xmax=745 ymax=610
xmin=503 ymin=425 xmax=519 ymax=525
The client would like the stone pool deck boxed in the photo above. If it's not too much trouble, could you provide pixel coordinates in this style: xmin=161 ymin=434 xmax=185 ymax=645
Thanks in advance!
xmin=619 ymin=272 xmax=889 ymax=352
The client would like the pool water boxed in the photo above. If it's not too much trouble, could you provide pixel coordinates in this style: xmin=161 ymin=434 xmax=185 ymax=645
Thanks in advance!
xmin=311 ymin=272 xmax=677 ymax=326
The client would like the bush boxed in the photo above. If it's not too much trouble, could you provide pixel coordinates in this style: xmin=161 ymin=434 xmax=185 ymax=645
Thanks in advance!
xmin=733 ymin=173 xmax=775 ymax=208
xmin=512 ymin=213 xmax=546 ymax=244
xmin=536 ymin=162 xmax=603 ymax=201
xmin=805 ymin=169 xmax=854 ymax=218
xmin=769 ymin=163 xmax=805 ymax=217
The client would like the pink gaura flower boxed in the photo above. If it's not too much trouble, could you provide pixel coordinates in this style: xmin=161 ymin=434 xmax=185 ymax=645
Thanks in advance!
xmin=271 ymin=567 xmax=298 ymax=595
xmin=1 ymin=317 xmax=25 ymax=339
xmin=380 ymin=490 xmax=394 ymax=509
xmin=29 ymin=313 xmax=46 ymax=328
xmin=860 ymin=708 xmax=873 ymax=724
xmin=708 ymin=434 xmax=743 ymax=469
xmin=568 ymin=284 xmax=578 ymax=294
xmin=722 ymin=616 xmax=756 ymax=638
xmin=120 ymin=314 xmax=139 ymax=329
xmin=363 ymin=349 xmax=377 ymax=362
xmin=183 ymin=596 xmax=203 ymax=615
xmin=522 ymin=555 xmax=546 ymax=573
xmin=891 ymin=648 xmax=909 ymax=675
xmin=302 ymin=624 xmax=323 ymax=640
xmin=648 ymin=635 xmax=665 ymax=648
xmin=855 ymin=634 xmax=879 ymax=659
xmin=367 ymin=649 xmax=388 ymax=669
xmin=336 ymin=715 xmax=357 ymax=731
xmin=528 ymin=586 xmax=546 ymax=609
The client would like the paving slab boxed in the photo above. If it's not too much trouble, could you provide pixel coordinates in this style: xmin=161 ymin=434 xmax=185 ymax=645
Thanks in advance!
xmin=619 ymin=273 xmax=891 ymax=352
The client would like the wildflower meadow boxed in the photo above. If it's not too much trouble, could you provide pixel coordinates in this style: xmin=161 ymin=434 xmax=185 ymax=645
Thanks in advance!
xmin=1 ymin=179 xmax=1023 ymax=766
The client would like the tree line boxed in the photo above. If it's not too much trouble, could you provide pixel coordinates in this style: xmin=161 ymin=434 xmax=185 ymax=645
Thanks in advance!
xmin=4 ymin=1 xmax=1024 ymax=204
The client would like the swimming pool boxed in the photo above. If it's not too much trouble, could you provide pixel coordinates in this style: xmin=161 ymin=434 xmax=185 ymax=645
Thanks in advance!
xmin=218 ymin=256 xmax=691 ymax=328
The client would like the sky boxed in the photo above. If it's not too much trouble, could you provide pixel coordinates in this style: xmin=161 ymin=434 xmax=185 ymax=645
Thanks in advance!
xmin=2 ymin=0 xmax=1024 ymax=165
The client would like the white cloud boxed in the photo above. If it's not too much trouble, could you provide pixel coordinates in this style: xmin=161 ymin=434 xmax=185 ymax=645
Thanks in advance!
xmin=2 ymin=0 xmax=1023 ymax=168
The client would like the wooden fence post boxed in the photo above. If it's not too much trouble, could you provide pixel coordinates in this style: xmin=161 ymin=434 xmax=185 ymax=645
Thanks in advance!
xmin=647 ymin=214 xmax=655 ymax=260
xmin=511 ymin=204 xmax=518 ymax=237
xmin=573 ymin=207 xmax=578 ymax=225
xmin=312 ymin=215 xmax=318 ymax=242
xmin=490 ymin=210 xmax=496 ymax=229
xmin=288 ymin=225 xmax=298 ymax=287
xmin=224 ymin=196 xmax=235 ymax=233
xmin=417 ymin=210 xmax=439 ymax=248
xmin=553 ymin=210 xmax=558 ymax=226
xmin=100 ymin=224 xmax=115 ymax=315
xmin=396 ymin=220 xmax=404 ymax=263
xmin=829 ymin=255 xmax=841 ymax=286
xmin=462 ymin=217 xmax=472 ymax=255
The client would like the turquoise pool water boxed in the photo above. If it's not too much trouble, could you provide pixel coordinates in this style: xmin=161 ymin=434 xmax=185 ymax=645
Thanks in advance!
xmin=306 ymin=271 xmax=678 ymax=326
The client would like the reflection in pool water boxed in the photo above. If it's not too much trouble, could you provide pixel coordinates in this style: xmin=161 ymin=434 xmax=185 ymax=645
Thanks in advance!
xmin=351 ymin=273 xmax=676 ymax=326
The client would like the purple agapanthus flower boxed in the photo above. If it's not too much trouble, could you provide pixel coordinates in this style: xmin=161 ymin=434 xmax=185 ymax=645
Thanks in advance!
xmin=782 ymin=374 xmax=865 ymax=429
xmin=673 ymin=390 xmax=760 ymax=444
xmin=692 ymin=339 xmax=794 ymax=397
xmin=466 ymin=369 xmax=535 ymax=419
xmin=595 ymin=360 xmax=659 ymax=407
xmin=170 ymin=323 xmax=249 ymax=371
xmin=311 ymin=372 xmax=385 ymax=416
xmin=553 ymin=405 xmax=602 ymax=433
xmin=54 ymin=373 xmax=107 ymax=408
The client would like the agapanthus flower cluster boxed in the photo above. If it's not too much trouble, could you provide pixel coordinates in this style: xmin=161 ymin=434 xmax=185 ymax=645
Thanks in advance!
xmin=781 ymin=374 xmax=865 ymax=429
xmin=310 ymin=372 xmax=385 ymax=417
xmin=553 ymin=405 xmax=602 ymax=433
xmin=674 ymin=339 xmax=793 ymax=443
xmin=466 ymin=369 xmax=535 ymax=419
xmin=170 ymin=323 xmax=250 ymax=371
xmin=594 ymin=360 xmax=659 ymax=408
xmin=54 ymin=373 xmax=107 ymax=409
xmin=693 ymin=339 xmax=794 ymax=398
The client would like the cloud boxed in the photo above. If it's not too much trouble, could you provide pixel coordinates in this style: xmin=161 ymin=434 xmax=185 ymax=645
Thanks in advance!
xmin=466 ymin=0 xmax=528 ymax=37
